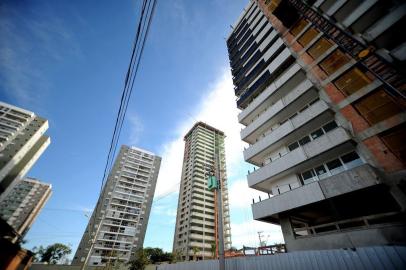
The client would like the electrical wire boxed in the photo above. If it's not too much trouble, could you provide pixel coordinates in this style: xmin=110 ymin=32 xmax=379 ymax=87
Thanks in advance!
xmin=81 ymin=0 xmax=158 ymax=266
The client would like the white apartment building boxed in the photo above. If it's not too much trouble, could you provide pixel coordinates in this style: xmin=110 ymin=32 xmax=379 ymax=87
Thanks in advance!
xmin=0 ymin=101 xmax=50 ymax=201
xmin=0 ymin=177 xmax=52 ymax=237
xmin=72 ymin=145 xmax=161 ymax=267
xmin=173 ymin=122 xmax=231 ymax=261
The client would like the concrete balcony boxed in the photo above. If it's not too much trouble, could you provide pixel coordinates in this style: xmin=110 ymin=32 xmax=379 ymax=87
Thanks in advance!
xmin=191 ymin=197 xmax=215 ymax=207
xmin=189 ymin=226 xmax=215 ymax=233
xmin=238 ymin=64 xmax=302 ymax=125
xmin=189 ymin=242 xmax=212 ymax=249
xmin=244 ymin=100 xmax=333 ymax=165
xmin=252 ymin=164 xmax=381 ymax=224
xmin=248 ymin=127 xmax=354 ymax=191
xmin=192 ymin=212 xmax=214 ymax=220
xmin=191 ymin=218 xmax=214 ymax=226
xmin=191 ymin=205 xmax=214 ymax=214
xmin=189 ymin=233 xmax=215 ymax=241
xmin=241 ymin=79 xmax=316 ymax=144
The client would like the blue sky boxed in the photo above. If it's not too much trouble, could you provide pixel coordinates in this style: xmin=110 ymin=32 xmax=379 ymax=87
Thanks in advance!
xmin=0 ymin=0 xmax=283 ymax=256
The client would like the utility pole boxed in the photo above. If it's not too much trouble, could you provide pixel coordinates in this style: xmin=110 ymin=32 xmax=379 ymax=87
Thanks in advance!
xmin=258 ymin=231 xmax=264 ymax=247
xmin=206 ymin=133 xmax=225 ymax=270
xmin=80 ymin=215 xmax=104 ymax=270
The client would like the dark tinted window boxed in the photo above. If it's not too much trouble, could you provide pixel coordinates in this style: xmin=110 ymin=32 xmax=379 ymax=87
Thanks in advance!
xmin=323 ymin=121 xmax=338 ymax=132
xmin=326 ymin=159 xmax=343 ymax=171
xmin=299 ymin=136 xmax=311 ymax=146
xmin=341 ymin=152 xmax=360 ymax=163
xmin=302 ymin=170 xmax=314 ymax=180
xmin=311 ymin=129 xmax=324 ymax=139
xmin=288 ymin=141 xmax=299 ymax=151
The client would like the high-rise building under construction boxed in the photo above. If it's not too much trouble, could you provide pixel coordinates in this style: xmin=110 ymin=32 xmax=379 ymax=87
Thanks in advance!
xmin=227 ymin=0 xmax=406 ymax=251
xmin=173 ymin=122 xmax=231 ymax=261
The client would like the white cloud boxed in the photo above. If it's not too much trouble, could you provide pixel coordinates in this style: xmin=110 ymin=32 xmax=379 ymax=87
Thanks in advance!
xmin=152 ymin=203 xmax=177 ymax=217
xmin=143 ymin=68 xmax=285 ymax=249
xmin=154 ymin=68 xmax=248 ymax=198
xmin=128 ymin=113 xmax=144 ymax=145
xmin=229 ymin=179 xmax=269 ymax=209
xmin=231 ymin=220 xmax=284 ymax=249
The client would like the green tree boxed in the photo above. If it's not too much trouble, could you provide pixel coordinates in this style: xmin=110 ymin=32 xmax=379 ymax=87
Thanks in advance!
xmin=171 ymin=250 xmax=181 ymax=263
xmin=210 ymin=243 xmax=216 ymax=258
xmin=192 ymin=247 xmax=200 ymax=261
xmin=143 ymin=247 xmax=173 ymax=264
xmin=32 ymin=243 xmax=71 ymax=264
xmin=128 ymin=249 xmax=150 ymax=270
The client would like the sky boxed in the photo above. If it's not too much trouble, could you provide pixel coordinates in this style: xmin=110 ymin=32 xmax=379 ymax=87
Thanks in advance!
xmin=0 ymin=0 xmax=283 ymax=257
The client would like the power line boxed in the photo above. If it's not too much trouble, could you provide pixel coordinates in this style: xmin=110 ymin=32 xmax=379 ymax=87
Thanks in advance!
xmin=81 ymin=0 xmax=158 ymax=267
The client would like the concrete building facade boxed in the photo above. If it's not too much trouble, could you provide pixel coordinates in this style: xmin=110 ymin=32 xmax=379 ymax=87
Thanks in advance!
xmin=173 ymin=122 xmax=231 ymax=261
xmin=0 ymin=102 xmax=50 ymax=200
xmin=0 ymin=177 xmax=52 ymax=237
xmin=227 ymin=0 xmax=406 ymax=251
xmin=72 ymin=145 xmax=161 ymax=267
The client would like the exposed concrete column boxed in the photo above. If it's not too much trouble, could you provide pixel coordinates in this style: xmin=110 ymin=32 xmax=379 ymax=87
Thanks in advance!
xmin=385 ymin=171 xmax=406 ymax=212
xmin=278 ymin=214 xmax=295 ymax=251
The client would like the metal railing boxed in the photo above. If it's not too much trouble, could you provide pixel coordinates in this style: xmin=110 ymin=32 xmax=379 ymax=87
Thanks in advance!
xmin=293 ymin=211 xmax=403 ymax=237
xmin=287 ymin=0 xmax=406 ymax=101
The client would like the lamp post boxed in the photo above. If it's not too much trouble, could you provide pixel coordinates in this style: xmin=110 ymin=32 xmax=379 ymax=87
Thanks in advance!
xmin=80 ymin=214 xmax=104 ymax=270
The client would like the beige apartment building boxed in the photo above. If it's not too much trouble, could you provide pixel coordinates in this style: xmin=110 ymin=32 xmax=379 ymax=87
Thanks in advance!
xmin=173 ymin=122 xmax=231 ymax=261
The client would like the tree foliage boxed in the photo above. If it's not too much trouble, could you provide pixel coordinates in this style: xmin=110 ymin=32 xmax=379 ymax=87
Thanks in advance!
xmin=210 ymin=243 xmax=216 ymax=258
xmin=191 ymin=246 xmax=200 ymax=261
xmin=128 ymin=249 xmax=150 ymax=270
xmin=32 ymin=243 xmax=71 ymax=264
xmin=144 ymin=247 xmax=173 ymax=263
xmin=128 ymin=247 xmax=174 ymax=268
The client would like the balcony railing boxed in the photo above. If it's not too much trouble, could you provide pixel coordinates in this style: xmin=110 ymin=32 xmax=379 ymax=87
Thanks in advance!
xmin=248 ymin=127 xmax=352 ymax=187
xmin=241 ymin=78 xmax=314 ymax=142
xmin=287 ymin=0 xmax=406 ymax=103
xmin=293 ymin=212 xmax=403 ymax=238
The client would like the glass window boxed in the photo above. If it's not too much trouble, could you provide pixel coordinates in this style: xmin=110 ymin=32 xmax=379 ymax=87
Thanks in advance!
xmin=302 ymin=169 xmax=316 ymax=184
xmin=299 ymin=136 xmax=311 ymax=146
xmin=289 ymin=113 xmax=298 ymax=121
xmin=326 ymin=159 xmax=344 ymax=175
xmin=323 ymin=121 xmax=338 ymax=133
xmin=299 ymin=105 xmax=309 ymax=113
xmin=288 ymin=141 xmax=299 ymax=151
xmin=311 ymin=129 xmax=324 ymax=140
xmin=315 ymin=165 xmax=329 ymax=180
xmin=341 ymin=152 xmax=363 ymax=169
xmin=309 ymin=97 xmax=320 ymax=106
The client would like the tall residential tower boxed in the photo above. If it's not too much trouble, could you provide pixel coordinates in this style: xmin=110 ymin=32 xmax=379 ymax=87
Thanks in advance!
xmin=0 ymin=177 xmax=52 ymax=238
xmin=227 ymin=0 xmax=406 ymax=251
xmin=72 ymin=145 xmax=161 ymax=267
xmin=173 ymin=122 xmax=231 ymax=261
xmin=0 ymin=101 xmax=50 ymax=200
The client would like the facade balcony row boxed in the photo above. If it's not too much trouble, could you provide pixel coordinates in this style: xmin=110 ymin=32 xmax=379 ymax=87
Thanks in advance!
xmin=252 ymin=163 xmax=381 ymax=224
xmin=244 ymin=99 xmax=334 ymax=165
xmin=238 ymin=63 xmax=302 ymax=125
xmin=248 ymin=126 xmax=354 ymax=191
xmin=240 ymin=77 xmax=315 ymax=144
